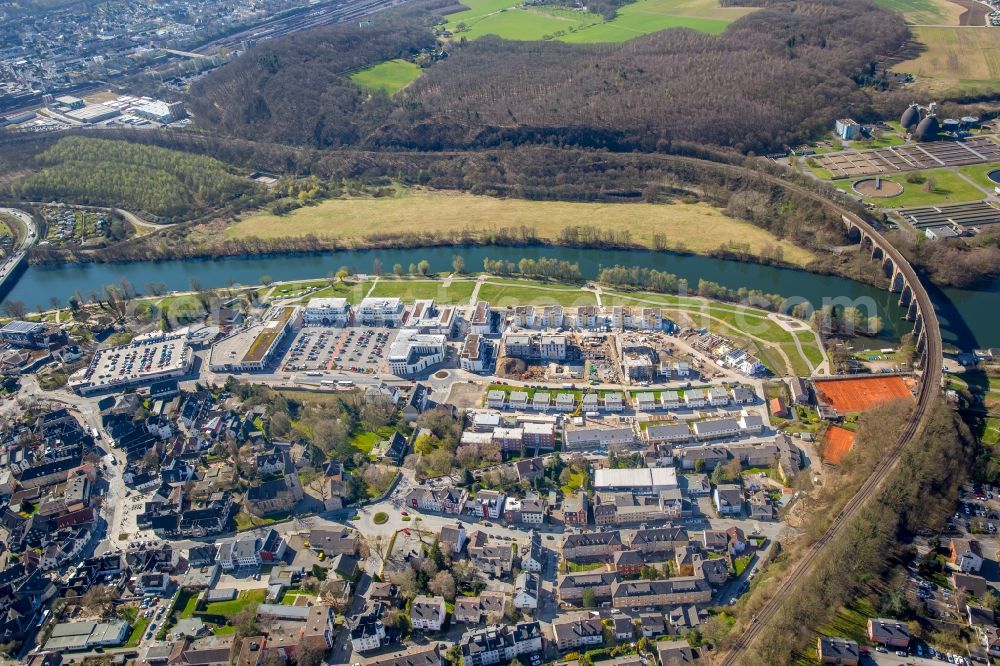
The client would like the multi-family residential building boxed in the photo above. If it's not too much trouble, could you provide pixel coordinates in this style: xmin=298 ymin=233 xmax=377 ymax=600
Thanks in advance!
xmin=553 ymin=614 xmax=604 ymax=651
xmin=460 ymin=622 xmax=543 ymax=666
xmin=610 ymin=577 xmax=712 ymax=609
xmin=410 ymin=595 xmax=447 ymax=631
xmin=629 ymin=526 xmax=690 ymax=556
xmin=454 ymin=591 xmax=508 ymax=624
xmin=469 ymin=302 xmax=495 ymax=336
xmin=563 ymin=531 xmax=624 ymax=561
xmin=562 ymin=492 xmax=589 ymax=526
xmin=557 ymin=571 xmax=620 ymax=604
xmin=405 ymin=487 xmax=468 ymax=514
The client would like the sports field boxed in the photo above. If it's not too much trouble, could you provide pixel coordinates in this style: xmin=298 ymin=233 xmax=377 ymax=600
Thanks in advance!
xmin=349 ymin=59 xmax=422 ymax=94
xmin=228 ymin=189 xmax=814 ymax=265
xmin=822 ymin=425 xmax=856 ymax=465
xmin=896 ymin=27 xmax=1000 ymax=97
xmin=814 ymin=376 xmax=915 ymax=413
xmin=443 ymin=0 xmax=752 ymax=42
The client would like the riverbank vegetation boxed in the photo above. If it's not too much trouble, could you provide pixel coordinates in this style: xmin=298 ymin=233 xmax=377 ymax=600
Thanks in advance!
xmin=225 ymin=189 xmax=815 ymax=266
xmin=728 ymin=401 xmax=974 ymax=665
xmin=15 ymin=137 xmax=258 ymax=222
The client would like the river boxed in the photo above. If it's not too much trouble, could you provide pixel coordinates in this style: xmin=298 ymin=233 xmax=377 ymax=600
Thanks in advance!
xmin=4 ymin=245 xmax=995 ymax=350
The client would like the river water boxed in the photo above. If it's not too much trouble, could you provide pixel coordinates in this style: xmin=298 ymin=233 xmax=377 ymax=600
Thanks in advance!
xmin=5 ymin=245 xmax=996 ymax=350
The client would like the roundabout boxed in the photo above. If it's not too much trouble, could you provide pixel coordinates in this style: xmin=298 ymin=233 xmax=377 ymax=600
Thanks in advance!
xmin=853 ymin=177 xmax=903 ymax=198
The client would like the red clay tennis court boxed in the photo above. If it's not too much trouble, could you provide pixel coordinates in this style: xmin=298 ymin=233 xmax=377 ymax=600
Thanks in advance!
xmin=814 ymin=376 xmax=914 ymax=413
xmin=822 ymin=425 xmax=856 ymax=465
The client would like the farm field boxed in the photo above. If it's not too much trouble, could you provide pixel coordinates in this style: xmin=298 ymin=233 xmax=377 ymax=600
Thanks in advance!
xmin=443 ymin=0 xmax=753 ymax=42
xmin=896 ymin=27 xmax=1000 ymax=97
xmin=873 ymin=0 xmax=962 ymax=24
xmin=831 ymin=168 xmax=986 ymax=207
xmin=228 ymin=189 xmax=815 ymax=265
xmin=349 ymin=59 xmax=422 ymax=94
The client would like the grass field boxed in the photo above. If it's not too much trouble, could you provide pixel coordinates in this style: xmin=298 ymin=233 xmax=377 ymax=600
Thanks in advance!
xmin=478 ymin=281 xmax=597 ymax=307
xmin=350 ymin=426 xmax=396 ymax=455
xmin=204 ymin=589 xmax=266 ymax=616
xmin=229 ymin=189 xmax=814 ymax=265
xmin=958 ymin=162 xmax=1000 ymax=189
xmin=349 ymin=59 xmax=422 ymax=94
xmin=444 ymin=0 xmax=752 ymax=41
xmin=873 ymin=0 xmax=962 ymax=24
xmin=368 ymin=278 xmax=477 ymax=304
xmin=896 ymin=27 xmax=1000 ymax=97
xmin=124 ymin=617 xmax=150 ymax=648
xmin=832 ymin=167 xmax=986 ymax=207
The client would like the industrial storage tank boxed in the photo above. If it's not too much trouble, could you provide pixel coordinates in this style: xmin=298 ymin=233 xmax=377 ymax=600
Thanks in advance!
xmin=915 ymin=115 xmax=939 ymax=141
xmin=961 ymin=116 xmax=980 ymax=128
xmin=900 ymin=104 xmax=920 ymax=129
xmin=942 ymin=118 xmax=961 ymax=134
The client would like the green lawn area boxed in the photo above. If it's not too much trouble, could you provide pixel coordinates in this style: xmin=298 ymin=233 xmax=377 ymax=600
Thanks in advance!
xmin=847 ymin=133 xmax=907 ymax=150
xmin=560 ymin=470 xmax=586 ymax=495
xmin=350 ymin=426 xmax=396 ymax=455
xmin=567 ymin=560 xmax=606 ymax=572
xmin=445 ymin=0 xmax=754 ymax=42
xmin=350 ymin=59 xmax=423 ymax=94
xmin=984 ymin=417 xmax=1000 ymax=447
xmin=203 ymin=589 xmax=266 ymax=616
xmin=235 ymin=510 xmax=286 ymax=531
xmin=124 ymin=617 xmax=150 ymax=648
xmin=279 ymin=590 xmax=316 ymax=605
xmin=367 ymin=278 xmax=476 ymax=304
xmin=296 ymin=280 xmax=367 ymax=304
xmin=832 ymin=167 xmax=986 ymax=208
xmin=733 ymin=555 xmax=752 ymax=576
xmin=177 ymin=590 xmax=200 ymax=619
xmin=478 ymin=281 xmax=595 ymax=307
xmin=958 ymin=162 xmax=1000 ymax=189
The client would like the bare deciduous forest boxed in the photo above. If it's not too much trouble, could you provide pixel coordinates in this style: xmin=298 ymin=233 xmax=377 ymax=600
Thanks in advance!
xmin=187 ymin=0 xmax=908 ymax=153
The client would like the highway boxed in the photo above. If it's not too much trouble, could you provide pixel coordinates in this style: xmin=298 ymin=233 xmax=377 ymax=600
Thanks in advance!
xmin=0 ymin=207 xmax=37 ymax=297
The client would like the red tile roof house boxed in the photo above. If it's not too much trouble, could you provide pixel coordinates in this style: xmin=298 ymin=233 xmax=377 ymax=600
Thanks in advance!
xmin=866 ymin=617 xmax=911 ymax=649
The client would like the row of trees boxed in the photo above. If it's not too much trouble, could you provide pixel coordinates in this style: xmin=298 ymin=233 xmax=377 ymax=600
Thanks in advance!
xmin=482 ymin=256 xmax=582 ymax=281
xmin=595 ymin=265 xmax=787 ymax=311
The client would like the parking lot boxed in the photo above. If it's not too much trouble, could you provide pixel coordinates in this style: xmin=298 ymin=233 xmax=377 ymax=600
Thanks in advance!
xmin=282 ymin=325 xmax=398 ymax=374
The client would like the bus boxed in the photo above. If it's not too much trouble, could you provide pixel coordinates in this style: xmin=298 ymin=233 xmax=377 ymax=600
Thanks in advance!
xmin=337 ymin=380 xmax=355 ymax=387
xmin=320 ymin=380 xmax=335 ymax=387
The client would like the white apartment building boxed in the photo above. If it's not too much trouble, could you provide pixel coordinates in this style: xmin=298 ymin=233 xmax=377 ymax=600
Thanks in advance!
xmin=303 ymin=297 xmax=351 ymax=326
xmin=388 ymin=329 xmax=446 ymax=376
xmin=357 ymin=297 xmax=405 ymax=326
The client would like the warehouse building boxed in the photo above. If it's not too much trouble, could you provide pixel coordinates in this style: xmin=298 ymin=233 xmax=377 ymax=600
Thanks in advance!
xmin=593 ymin=467 xmax=678 ymax=494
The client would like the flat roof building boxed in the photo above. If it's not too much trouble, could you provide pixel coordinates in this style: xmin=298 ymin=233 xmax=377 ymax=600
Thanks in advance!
xmin=594 ymin=467 xmax=678 ymax=494
xmin=303 ymin=298 xmax=350 ymax=326
xmin=69 ymin=331 xmax=193 ymax=395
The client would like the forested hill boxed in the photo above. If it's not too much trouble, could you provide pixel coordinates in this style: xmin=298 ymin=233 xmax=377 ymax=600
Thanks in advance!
xmin=187 ymin=0 xmax=907 ymax=154
xmin=187 ymin=21 xmax=438 ymax=148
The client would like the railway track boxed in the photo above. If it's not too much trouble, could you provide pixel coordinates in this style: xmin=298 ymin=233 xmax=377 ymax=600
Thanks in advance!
xmin=707 ymin=168 xmax=943 ymax=665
